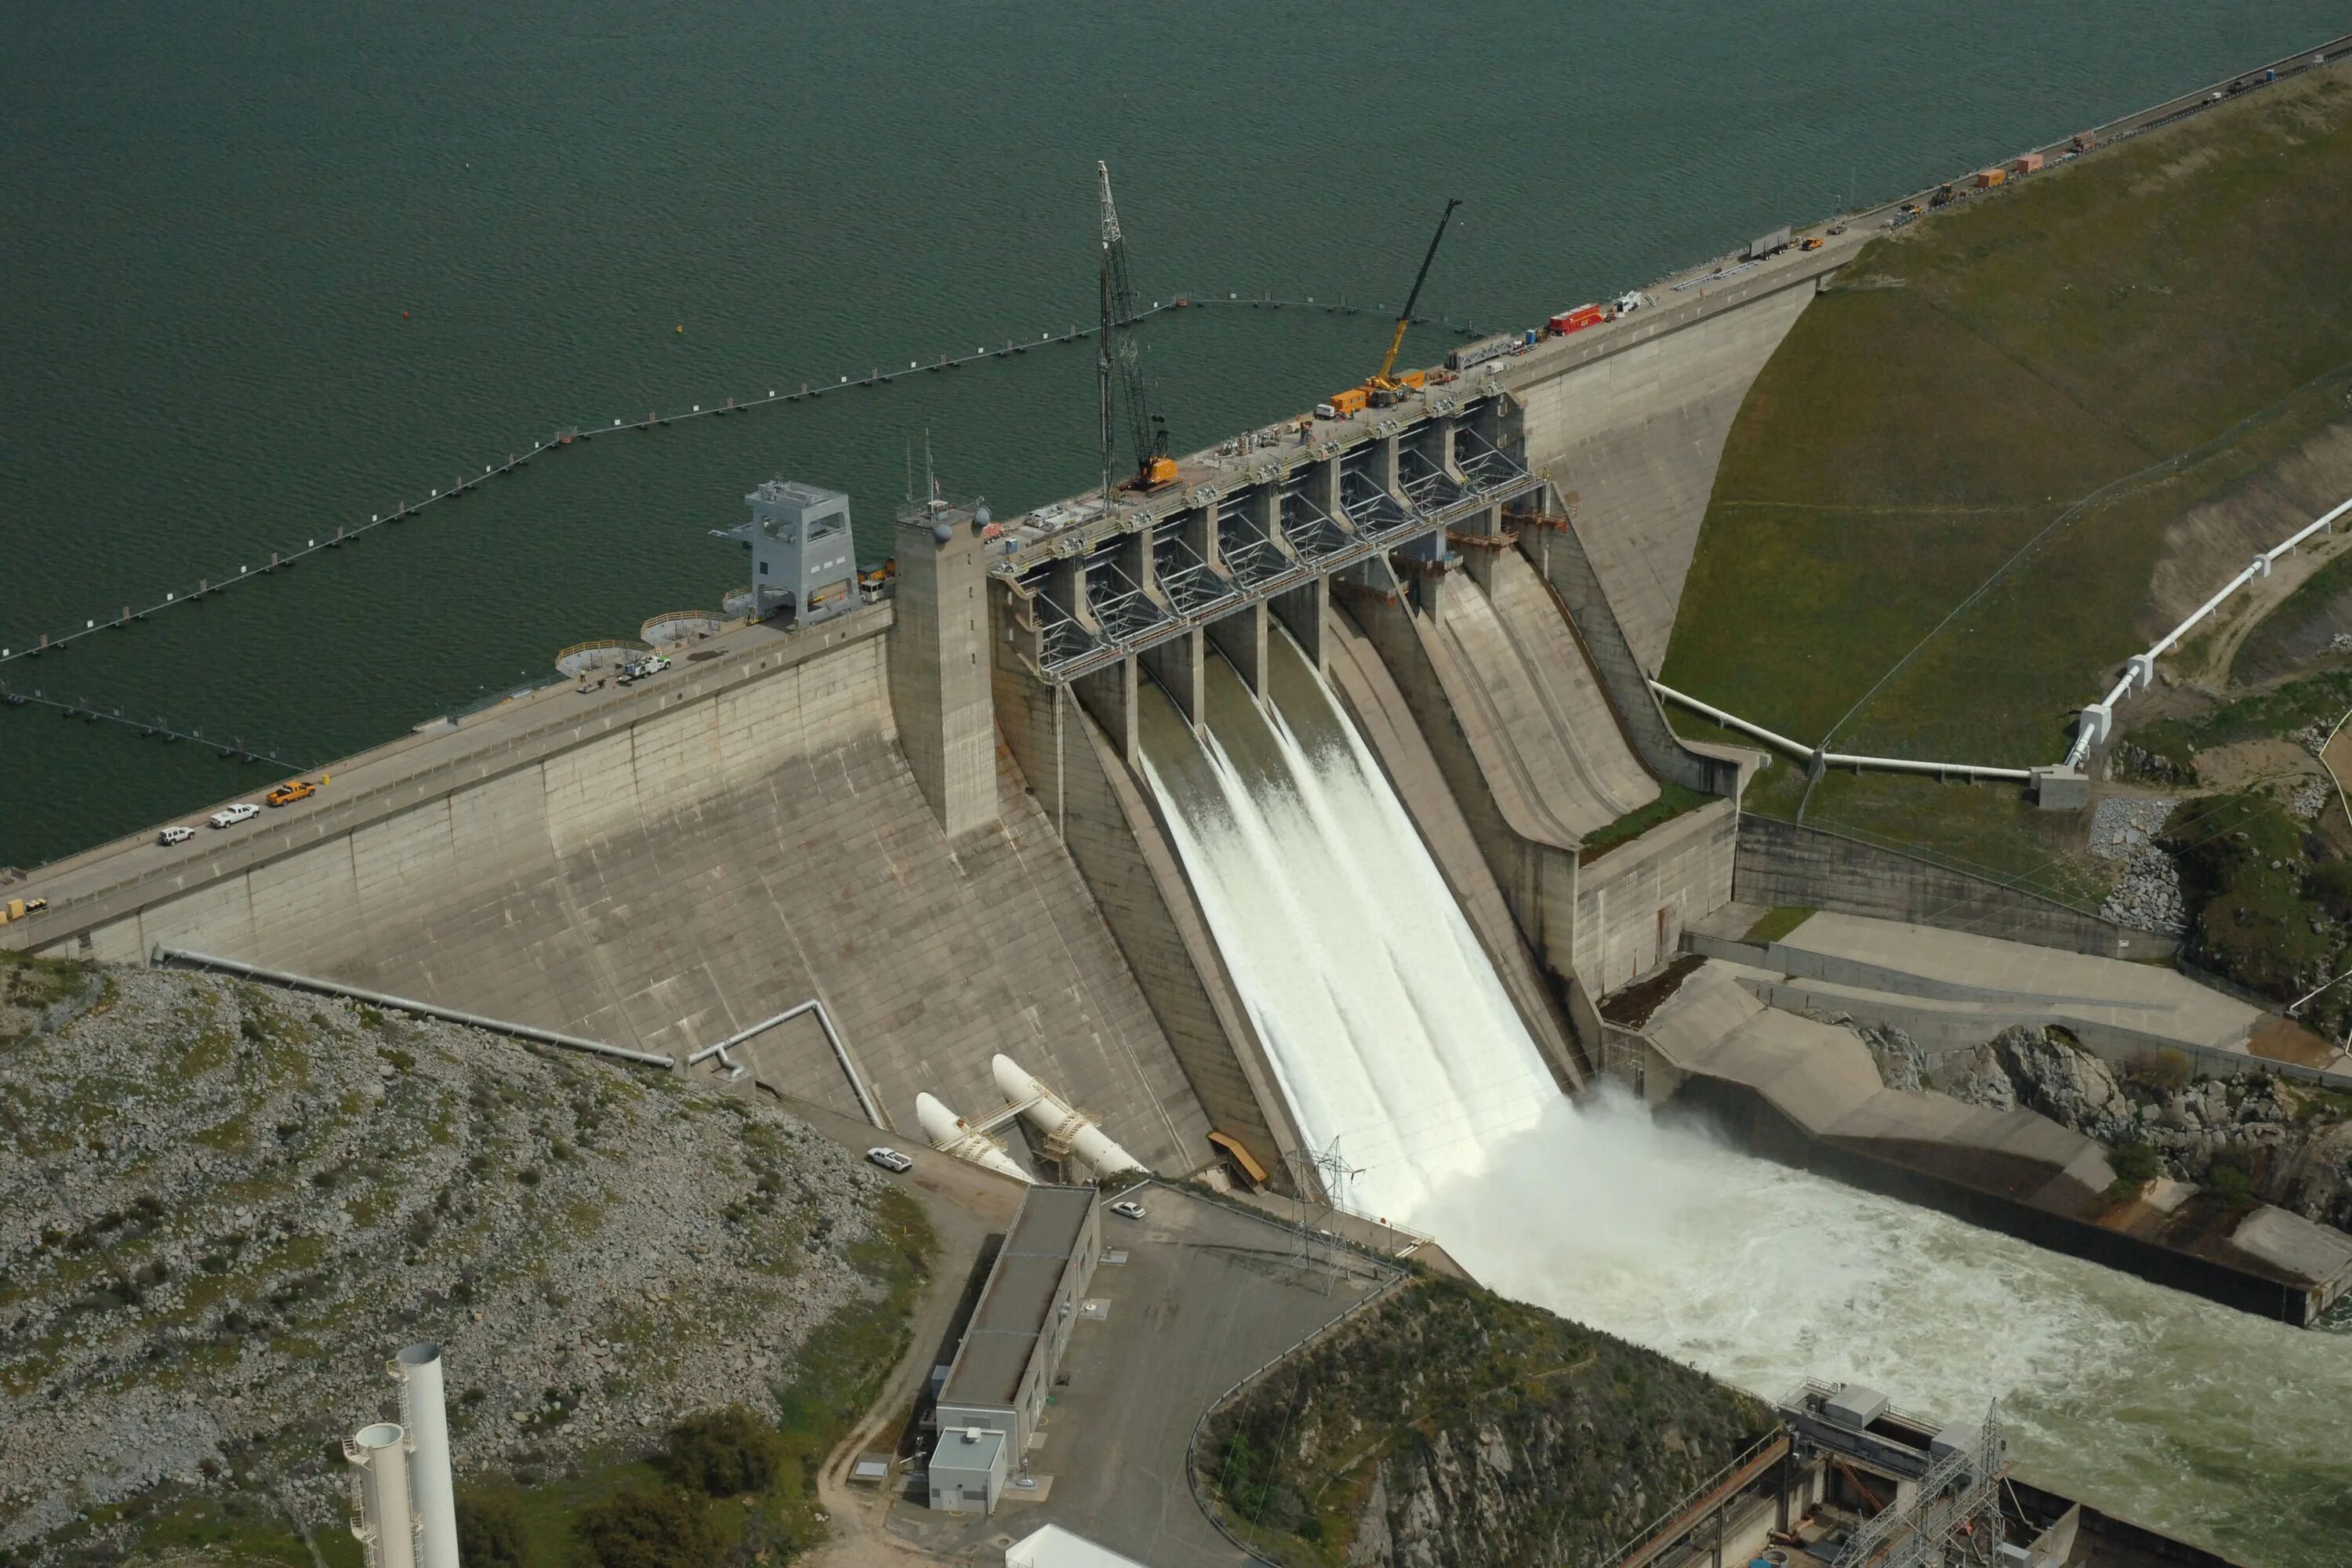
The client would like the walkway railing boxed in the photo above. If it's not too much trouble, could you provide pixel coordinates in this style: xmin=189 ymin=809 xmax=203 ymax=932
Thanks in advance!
xmin=1650 ymin=681 xmax=2033 ymax=783
xmin=2067 ymin=492 xmax=2352 ymax=767
xmin=1029 ymin=459 xmax=1541 ymax=684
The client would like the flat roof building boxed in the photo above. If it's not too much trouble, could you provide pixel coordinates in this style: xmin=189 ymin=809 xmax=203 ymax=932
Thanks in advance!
xmin=927 ymin=1185 xmax=1101 ymax=1512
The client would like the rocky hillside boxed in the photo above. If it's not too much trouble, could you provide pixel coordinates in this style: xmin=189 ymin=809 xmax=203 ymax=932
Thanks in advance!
xmin=1912 ymin=1022 xmax=2352 ymax=1230
xmin=0 ymin=949 xmax=925 ymax=1566
xmin=1200 ymin=1273 xmax=1774 ymax=1568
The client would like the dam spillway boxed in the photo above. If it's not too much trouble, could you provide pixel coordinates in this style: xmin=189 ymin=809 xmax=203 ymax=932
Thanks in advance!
xmin=1138 ymin=635 xmax=1555 ymax=1221
xmin=1137 ymin=636 xmax=2352 ymax=1567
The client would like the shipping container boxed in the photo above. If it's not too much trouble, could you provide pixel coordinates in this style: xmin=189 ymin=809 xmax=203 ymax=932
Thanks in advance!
xmin=2009 ymin=151 xmax=2044 ymax=175
xmin=1975 ymin=168 xmax=2005 ymax=189
xmin=1547 ymin=303 xmax=1606 ymax=336
xmin=1327 ymin=387 xmax=1369 ymax=417
xmin=1744 ymin=226 xmax=1791 ymax=262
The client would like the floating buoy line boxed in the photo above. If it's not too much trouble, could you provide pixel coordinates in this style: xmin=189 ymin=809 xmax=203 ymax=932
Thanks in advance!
xmin=0 ymin=684 xmax=308 ymax=772
xmin=0 ymin=290 xmax=1486 ymax=673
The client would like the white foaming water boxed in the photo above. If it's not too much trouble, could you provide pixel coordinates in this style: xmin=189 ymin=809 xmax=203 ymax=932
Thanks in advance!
xmin=1138 ymin=637 xmax=2352 ymax=1567
xmin=1138 ymin=644 xmax=1553 ymax=1221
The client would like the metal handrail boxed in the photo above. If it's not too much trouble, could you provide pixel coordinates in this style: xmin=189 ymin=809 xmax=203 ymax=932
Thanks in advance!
xmin=1032 ymin=460 xmax=1543 ymax=682
xmin=1593 ymin=1428 xmax=1791 ymax=1568
xmin=152 ymin=946 xmax=674 ymax=1069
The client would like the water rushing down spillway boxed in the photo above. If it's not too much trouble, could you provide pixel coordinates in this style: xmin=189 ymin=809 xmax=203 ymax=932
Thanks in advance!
xmin=1138 ymin=640 xmax=1555 ymax=1221
xmin=1137 ymin=634 xmax=2352 ymax=1567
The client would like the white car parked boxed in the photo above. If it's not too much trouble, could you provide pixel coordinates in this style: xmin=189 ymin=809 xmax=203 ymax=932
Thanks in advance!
xmin=1109 ymin=1200 xmax=1147 ymax=1221
xmin=866 ymin=1147 xmax=914 ymax=1174
xmin=207 ymin=804 xmax=260 ymax=829
xmin=158 ymin=825 xmax=195 ymax=846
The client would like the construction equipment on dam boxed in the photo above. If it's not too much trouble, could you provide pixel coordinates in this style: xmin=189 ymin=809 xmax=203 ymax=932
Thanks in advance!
xmin=1096 ymin=161 xmax=1178 ymax=498
xmin=1358 ymin=195 xmax=1462 ymax=411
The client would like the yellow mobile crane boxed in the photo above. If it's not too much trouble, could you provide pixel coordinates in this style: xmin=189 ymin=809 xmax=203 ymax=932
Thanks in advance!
xmin=1334 ymin=196 xmax=1461 ymax=416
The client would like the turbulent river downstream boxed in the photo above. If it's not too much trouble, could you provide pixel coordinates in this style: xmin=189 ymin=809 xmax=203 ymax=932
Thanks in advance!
xmin=1138 ymin=636 xmax=2352 ymax=1566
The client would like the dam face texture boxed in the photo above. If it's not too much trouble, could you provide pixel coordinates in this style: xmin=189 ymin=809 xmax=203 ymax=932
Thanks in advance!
xmin=22 ymin=536 xmax=1210 ymax=1174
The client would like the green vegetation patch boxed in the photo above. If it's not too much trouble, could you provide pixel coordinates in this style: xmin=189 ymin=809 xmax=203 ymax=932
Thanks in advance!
xmin=1578 ymin=781 xmax=1713 ymax=862
xmin=2126 ymin=666 xmax=2352 ymax=778
xmin=2164 ymin=789 xmax=2347 ymax=1020
xmin=1203 ymin=1273 xmax=1773 ymax=1567
xmin=1664 ymin=67 xmax=2352 ymax=866
xmin=2233 ymin=549 xmax=2352 ymax=685
xmin=1743 ymin=906 xmax=1816 ymax=944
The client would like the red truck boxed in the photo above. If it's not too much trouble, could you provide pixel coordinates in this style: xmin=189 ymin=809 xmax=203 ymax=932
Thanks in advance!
xmin=1546 ymin=303 xmax=1606 ymax=336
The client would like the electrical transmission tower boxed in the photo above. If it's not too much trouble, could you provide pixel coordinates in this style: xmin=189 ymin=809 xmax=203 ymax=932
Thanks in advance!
xmin=1285 ymin=1138 xmax=1363 ymax=1294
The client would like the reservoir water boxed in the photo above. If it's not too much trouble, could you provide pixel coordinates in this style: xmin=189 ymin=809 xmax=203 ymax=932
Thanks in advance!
xmin=1138 ymin=640 xmax=2352 ymax=1566
xmin=5 ymin=1 xmax=2350 ymax=865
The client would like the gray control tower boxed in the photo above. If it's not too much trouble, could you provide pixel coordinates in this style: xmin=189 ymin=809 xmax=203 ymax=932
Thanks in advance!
xmin=889 ymin=484 xmax=997 ymax=839
xmin=720 ymin=480 xmax=858 ymax=625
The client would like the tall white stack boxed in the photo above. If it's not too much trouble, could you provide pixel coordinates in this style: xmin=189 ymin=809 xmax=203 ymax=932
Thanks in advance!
xmin=392 ymin=1342 xmax=461 ymax=1568
xmin=344 ymin=1423 xmax=418 ymax=1568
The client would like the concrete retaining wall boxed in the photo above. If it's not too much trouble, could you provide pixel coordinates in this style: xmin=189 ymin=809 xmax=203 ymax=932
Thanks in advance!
xmin=1333 ymin=572 xmax=1579 ymax=964
xmin=1732 ymin=814 xmax=2163 ymax=960
xmin=1322 ymin=608 xmax=1588 ymax=1087
xmin=1665 ymin=1065 xmax=2329 ymax=1325
xmin=1574 ymin=800 xmax=1739 ymax=997
xmin=1519 ymin=525 xmax=1741 ymax=798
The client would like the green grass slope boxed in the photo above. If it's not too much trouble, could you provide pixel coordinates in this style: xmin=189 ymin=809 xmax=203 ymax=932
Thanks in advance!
xmin=1665 ymin=64 xmax=2352 ymax=866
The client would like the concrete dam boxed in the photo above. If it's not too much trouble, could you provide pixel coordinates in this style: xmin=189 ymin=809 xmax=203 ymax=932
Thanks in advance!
xmin=13 ymin=217 xmax=2352 ymax=1548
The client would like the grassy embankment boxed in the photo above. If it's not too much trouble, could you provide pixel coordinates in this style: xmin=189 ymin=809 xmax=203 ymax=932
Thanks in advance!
xmin=1662 ymin=64 xmax=2352 ymax=900
xmin=1202 ymin=1273 xmax=1773 ymax=1568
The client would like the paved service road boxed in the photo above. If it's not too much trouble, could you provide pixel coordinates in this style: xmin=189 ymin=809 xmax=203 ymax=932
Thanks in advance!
xmin=886 ymin=1181 xmax=1395 ymax=1566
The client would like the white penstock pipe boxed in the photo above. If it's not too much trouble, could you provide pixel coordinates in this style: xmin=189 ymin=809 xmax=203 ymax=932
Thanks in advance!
xmin=392 ymin=1344 xmax=459 ymax=1568
xmin=344 ymin=1422 xmax=417 ymax=1568
xmin=915 ymin=1091 xmax=1035 ymax=1184
xmin=993 ymin=1053 xmax=1148 ymax=1178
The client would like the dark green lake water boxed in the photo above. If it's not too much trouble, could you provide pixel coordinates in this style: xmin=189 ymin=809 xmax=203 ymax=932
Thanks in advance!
xmin=3 ymin=2 xmax=2340 ymax=865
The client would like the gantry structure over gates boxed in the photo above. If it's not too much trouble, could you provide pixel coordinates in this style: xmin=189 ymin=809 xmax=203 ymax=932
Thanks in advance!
xmin=991 ymin=368 xmax=1541 ymax=720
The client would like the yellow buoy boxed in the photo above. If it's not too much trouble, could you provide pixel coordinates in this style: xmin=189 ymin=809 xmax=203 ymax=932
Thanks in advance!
xmin=675 ymin=325 xmax=684 ymax=333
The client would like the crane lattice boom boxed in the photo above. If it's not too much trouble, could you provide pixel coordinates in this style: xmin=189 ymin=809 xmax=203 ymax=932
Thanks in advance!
xmin=1097 ymin=161 xmax=1174 ymax=495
